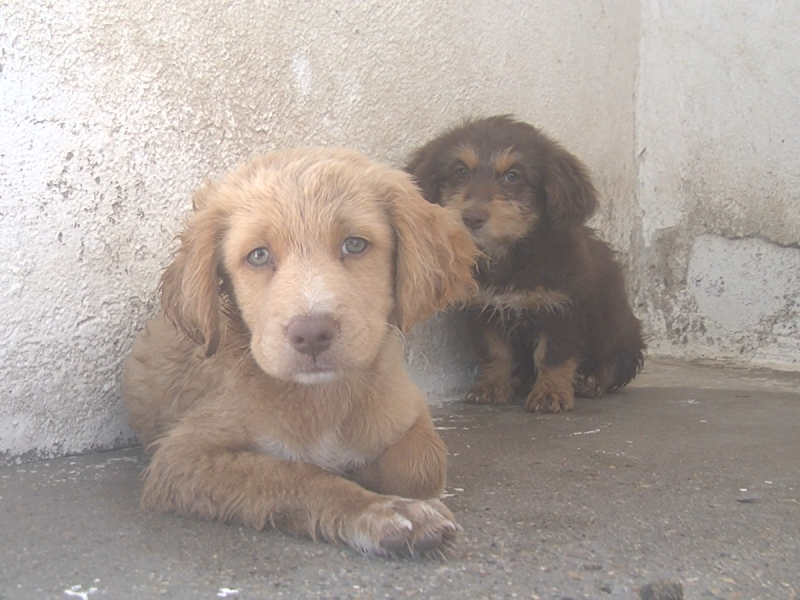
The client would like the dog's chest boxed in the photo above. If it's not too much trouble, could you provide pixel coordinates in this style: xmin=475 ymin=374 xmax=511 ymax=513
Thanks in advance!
xmin=255 ymin=430 xmax=368 ymax=474
xmin=470 ymin=246 xmax=571 ymax=321
xmin=476 ymin=260 xmax=517 ymax=288
xmin=475 ymin=245 xmax=546 ymax=288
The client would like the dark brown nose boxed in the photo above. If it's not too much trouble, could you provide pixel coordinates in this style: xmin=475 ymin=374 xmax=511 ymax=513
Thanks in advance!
xmin=462 ymin=206 xmax=489 ymax=231
xmin=286 ymin=315 xmax=339 ymax=358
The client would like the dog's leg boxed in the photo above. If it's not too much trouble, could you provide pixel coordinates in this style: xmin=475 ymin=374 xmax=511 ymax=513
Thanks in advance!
xmin=524 ymin=333 xmax=577 ymax=413
xmin=142 ymin=419 xmax=458 ymax=557
xmin=350 ymin=410 xmax=448 ymax=500
xmin=465 ymin=321 xmax=515 ymax=405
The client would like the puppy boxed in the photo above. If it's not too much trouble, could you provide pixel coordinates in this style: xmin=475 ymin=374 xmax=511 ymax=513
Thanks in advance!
xmin=122 ymin=148 xmax=479 ymax=556
xmin=406 ymin=115 xmax=645 ymax=413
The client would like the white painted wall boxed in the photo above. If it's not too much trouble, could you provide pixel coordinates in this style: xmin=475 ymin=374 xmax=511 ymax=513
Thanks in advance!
xmin=5 ymin=0 xmax=796 ymax=464
xmin=635 ymin=0 xmax=800 ymax=369
xmin=0 ymin=0 xmax=639 ymax=463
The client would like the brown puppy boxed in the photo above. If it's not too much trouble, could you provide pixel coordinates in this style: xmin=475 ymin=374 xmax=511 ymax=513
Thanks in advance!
xmin=406 ymin=116 xmax=645 ymax=413
xmin=122 ymin=148 xmax=478 ymax=556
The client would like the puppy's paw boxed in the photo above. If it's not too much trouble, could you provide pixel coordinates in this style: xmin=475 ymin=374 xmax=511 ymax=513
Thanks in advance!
xmin=524 ymin=387 xmax=574 ymax=413
xmin=350 ymin=498 xmax=460 ymax=558
xmin=574 ymin=374 xmax=603 ymax=398
xmin=465 ymin=380 xmax=512 ymax=405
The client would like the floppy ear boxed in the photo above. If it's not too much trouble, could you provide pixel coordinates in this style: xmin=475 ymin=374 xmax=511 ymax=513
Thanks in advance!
xmin=383 ymin=173 xmax=479 ymax=332
xmin=404 ymin=146 xmax=445 ymax=205
xmin=160 ymin=183 xmax=227 ymax=357
xmin=542 ymin=146 xmax=599 ymax=227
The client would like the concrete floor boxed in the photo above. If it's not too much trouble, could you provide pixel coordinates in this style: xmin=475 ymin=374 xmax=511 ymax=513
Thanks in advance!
xmin=2 ymin=360 xmax=799 ymax=599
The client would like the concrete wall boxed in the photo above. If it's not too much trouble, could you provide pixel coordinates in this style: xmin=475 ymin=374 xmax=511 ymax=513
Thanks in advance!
xmin=4 ymin=0 xmax=799 ymax=466
xmin=0 ymin=0 xmax=640 ymax=463
xmin=635 ymin=0 xmax=800 ymax=370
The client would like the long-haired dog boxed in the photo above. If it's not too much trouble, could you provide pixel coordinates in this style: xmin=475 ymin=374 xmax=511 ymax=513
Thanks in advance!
xmin=406 ymin=116 xmax=645 ymax=413
xmin=122 ymin=148 xmax=479 ymax=556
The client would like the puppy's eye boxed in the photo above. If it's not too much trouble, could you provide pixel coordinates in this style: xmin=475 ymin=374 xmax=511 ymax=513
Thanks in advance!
xmin=342 ymin=237 xmax=368 ymax=256
xmin=504 ymin=170 xmax=521 ymax=183
xmin=247 ymin=247 xmax=273 ymax=267
xmin=454 ymin=166 xmax=470 ymax=180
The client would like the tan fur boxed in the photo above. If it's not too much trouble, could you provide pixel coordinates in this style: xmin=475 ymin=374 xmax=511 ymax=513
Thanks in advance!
xmin=456 ymin=146 xmax=479 ymax=170
xmin=440 ymin=190 xmax=538 ymax=259
xmin=524 ymin=336 xmax=577 ymax=413
xmin=122 ymin=148 xmax=479 ymax=557
xmin=492 ymin=148 xmax=519 ymax=174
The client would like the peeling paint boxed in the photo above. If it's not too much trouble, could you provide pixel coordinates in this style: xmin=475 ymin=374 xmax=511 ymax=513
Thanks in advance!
xmin=688 ymin=235 xmax=800 ymax=331
xmin=635 ymin=0 xmax=800 ymax=370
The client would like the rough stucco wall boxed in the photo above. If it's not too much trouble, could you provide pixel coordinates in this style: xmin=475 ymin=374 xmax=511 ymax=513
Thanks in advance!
xmin=0 ymin=0 xmax=640 ymax=463
xmin=635 ymin=1 xmax=800 ymax=370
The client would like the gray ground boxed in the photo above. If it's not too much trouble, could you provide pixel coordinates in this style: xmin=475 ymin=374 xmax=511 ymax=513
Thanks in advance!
xmin=2 ymin=360 xmax=799 ymax=599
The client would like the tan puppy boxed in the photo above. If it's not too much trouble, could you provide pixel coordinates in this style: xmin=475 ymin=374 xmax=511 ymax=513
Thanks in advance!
xmin=122 ymin=148 xmax=478 ymax=556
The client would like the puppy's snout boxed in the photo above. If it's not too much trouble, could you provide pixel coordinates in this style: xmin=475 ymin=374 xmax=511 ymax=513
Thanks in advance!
xmin=287 ymin=315 xmax=339 ymax=358
xmin=462 ymin=206 xmax=489 ymax=231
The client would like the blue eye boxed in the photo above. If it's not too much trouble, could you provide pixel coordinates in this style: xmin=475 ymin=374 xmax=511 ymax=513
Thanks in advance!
xmin=454 ymin=166 xmax=469 ymax=180
xmin=504 ymin=170 xmax=521 ymax=183
xmin=247 ymin=247 xmax=273 ymax=267
xmin=342 ymin=237 xmax=368 ymax=256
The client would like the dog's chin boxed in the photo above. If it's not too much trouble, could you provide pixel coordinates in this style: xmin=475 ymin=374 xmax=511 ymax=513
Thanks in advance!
xmin=471 ymin=230 xmax=512 ymax=261
xmin=293 ymin=370 xmax=342 ymax=385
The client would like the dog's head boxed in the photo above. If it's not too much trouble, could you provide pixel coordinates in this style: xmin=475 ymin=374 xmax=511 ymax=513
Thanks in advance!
xmin=406 ymin=115 xmax=598 ymax=258
xmin=161 ymin=148 xmax=478 ymax=384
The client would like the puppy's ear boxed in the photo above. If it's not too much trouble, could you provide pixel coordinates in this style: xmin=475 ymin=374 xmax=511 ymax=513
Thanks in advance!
xmin=384 ymin=173 xmax=479 ymax=332
xmin=160 ymin=183 xmax=226 ymax=357
xmin=543 ymin=146 xmax=599 ymax=227
xmin=404 ymin=147 xmax=444 ymax=205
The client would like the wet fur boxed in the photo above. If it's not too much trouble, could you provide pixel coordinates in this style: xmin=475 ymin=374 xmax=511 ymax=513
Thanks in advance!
xmin=406 ymin=116 xmax=645 ymax=413
xmin=122 ymin=148 xmax=479 ymax=556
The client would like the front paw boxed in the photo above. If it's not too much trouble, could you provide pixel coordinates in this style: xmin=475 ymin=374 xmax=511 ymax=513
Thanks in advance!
xmin=524 ymin=386 xmax=574 ymax=413
xmin=464 ymin=380 xmax=512 ymax=405
xmin=350 ymin=498 xmax=460 ymax=557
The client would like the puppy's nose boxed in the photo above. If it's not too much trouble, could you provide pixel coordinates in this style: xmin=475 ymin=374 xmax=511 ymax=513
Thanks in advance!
xmin=462 ymin=206 xmax=489 ymax=231
xmin=287 ymin=315 xmax=339 ymax=358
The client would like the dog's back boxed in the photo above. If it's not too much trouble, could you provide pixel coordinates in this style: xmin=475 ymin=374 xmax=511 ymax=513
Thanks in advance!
xmin=578 ymin=233 xmax=645 ymax=392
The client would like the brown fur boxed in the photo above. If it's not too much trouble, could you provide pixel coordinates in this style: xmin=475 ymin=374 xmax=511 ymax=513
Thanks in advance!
xmin=406 ymin=115 xmax=645 ymax=413
xmin=122 ymin=148 xmax=479 ymax=556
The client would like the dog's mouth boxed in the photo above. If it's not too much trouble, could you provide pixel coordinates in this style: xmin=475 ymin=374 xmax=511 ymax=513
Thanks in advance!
xmin=293 ymin=367 xmax=341 ymax=385
xmin=251 ymin=320 xmax=387 ymax=386
xmin=469 ymin=228 xmax=510 ymax=259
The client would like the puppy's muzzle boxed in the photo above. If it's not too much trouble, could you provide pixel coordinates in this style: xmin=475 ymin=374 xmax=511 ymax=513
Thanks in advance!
xmin=462 ymin=205 xmax=489 ymax=231
xmin=286 ymin=314 xmax=339 ymax=360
